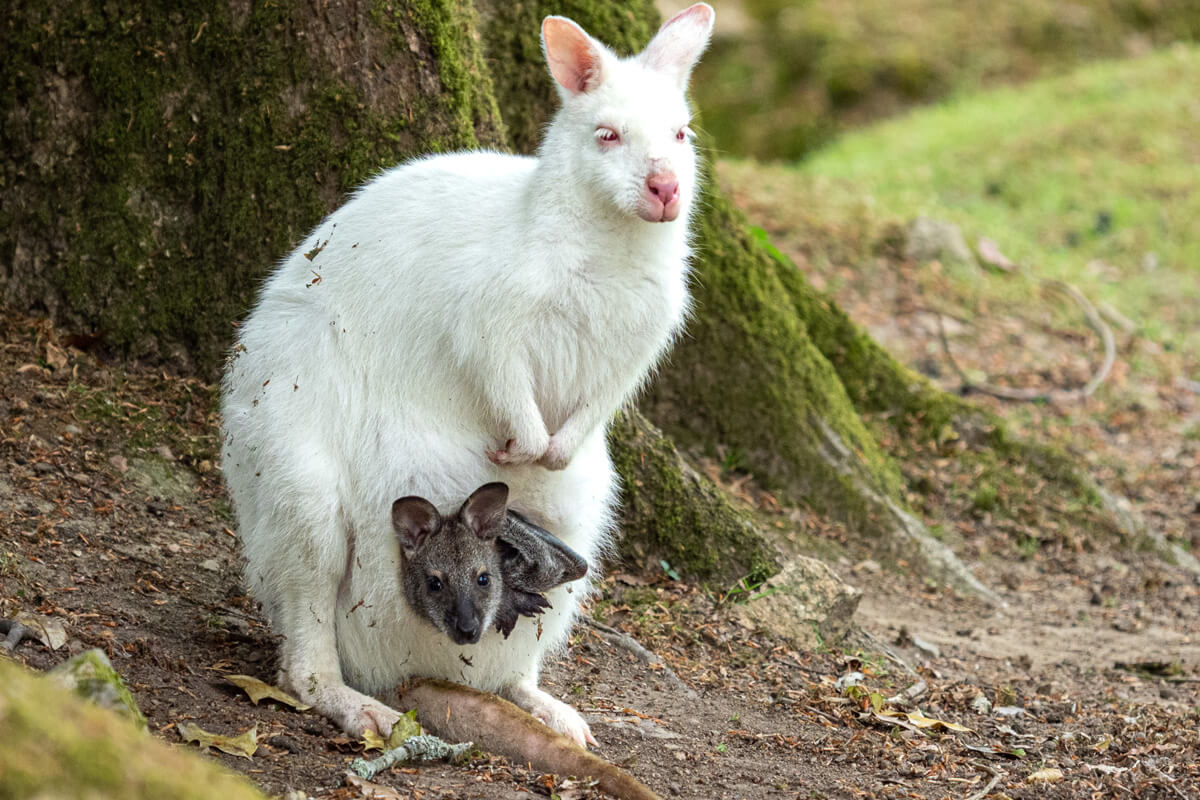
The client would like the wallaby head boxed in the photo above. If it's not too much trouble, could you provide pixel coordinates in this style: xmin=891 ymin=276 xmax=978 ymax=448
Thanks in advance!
xmin=540 ymin=3 xmax=715 ymax=223
xmin=392 ymin=483 xmax=508 ymax=645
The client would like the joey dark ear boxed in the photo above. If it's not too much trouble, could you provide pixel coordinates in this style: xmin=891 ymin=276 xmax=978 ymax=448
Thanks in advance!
xmin=392 ymin=496 xmax=441 ymax=559
xmin=459 ymin=482 xmax=509 ymax=540
xmin=542 ymin=16 xmax=609 ymax=95
xmin=505 ymin=511 xmax=589 ymax=586
xmin=639 ymin=3 xmax=715 ymax=90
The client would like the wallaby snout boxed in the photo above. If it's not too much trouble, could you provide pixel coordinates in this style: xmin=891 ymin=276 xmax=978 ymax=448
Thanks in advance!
xmin=452 ymin=610 xmax=482 ymax=644
xmin=640 ymin=171 xmax=681 ymax=222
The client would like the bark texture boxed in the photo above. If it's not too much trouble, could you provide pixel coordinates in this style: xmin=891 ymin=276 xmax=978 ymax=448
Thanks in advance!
xmin=1 ymin=0 xmax=994 ymax=585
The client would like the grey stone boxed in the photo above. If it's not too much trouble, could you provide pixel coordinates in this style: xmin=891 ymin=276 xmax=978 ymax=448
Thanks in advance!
xmin=905 ymin=217 xmax=977 ymax=271
xmin=732 ymin=556 xmax=862 ymax=647
xmin=50 ymin=649 xmax=147 ymax=729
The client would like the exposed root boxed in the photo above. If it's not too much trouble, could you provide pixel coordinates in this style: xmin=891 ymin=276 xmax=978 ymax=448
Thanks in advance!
xmin=935 ymin=278 xmax=1115 ymax=403
xmin=581 ymin=617 xmax=698 ymax=699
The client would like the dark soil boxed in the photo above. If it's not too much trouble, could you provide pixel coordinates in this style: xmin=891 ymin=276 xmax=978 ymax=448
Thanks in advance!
xmin=2 ymin=313 xmax=1198 ymax=799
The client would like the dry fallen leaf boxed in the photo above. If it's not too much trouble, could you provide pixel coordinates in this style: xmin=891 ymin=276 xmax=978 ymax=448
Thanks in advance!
xmin=226 ymin=674 xmax=312 ymax=710
xmin=1027 ymin=767 xmax=1064 ymax=783
xmin=344 ymin=773 xmax=406 ymax=799
xmin=14 ymin=612 xmax=67 ymax=651
xmin=876 ymin=709 xmax=974 ymax=734
xmin=45 ymin=342 xmax=69 ymax=370
xmin=177 ymin=722 xmax=259 ymax=759
xmin=360 ymin=709 xmax=422 ymax=751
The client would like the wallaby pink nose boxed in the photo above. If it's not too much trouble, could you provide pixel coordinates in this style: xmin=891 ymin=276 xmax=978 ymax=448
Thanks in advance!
xmin=646 ymin=173 xmax=679 ymax=204
xmin=640 ymin=172 xmax=681 ymax=222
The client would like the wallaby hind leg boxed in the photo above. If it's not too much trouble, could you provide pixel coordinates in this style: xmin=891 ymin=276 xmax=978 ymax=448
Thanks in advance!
xmin=238 ymin=475 xmax=401 ymax=736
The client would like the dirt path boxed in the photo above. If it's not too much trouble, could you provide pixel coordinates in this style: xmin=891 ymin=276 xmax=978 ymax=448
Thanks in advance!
xmin=2 ymin=315 xmax=1198 ymax=799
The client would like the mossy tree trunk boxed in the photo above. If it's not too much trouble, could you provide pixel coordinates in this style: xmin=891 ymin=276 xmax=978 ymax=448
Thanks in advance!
xmin=0 ymin=658 xmax=267 ymax=799
xmin=2 ymin=0 xmax=988 ymax=588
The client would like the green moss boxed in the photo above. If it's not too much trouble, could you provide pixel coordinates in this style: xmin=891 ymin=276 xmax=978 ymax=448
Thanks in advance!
xmin=50 ymin=649 xmax=147 ymax=730
xmin=644 ymin=188 xmax=905 ymax=542
xmin=1 ymin=1 xmax=504 ymax=375
xmin=607 ymin=409 xmax=779 ymax=584
xmin=1 ymin=659 xmax=266 ymax=800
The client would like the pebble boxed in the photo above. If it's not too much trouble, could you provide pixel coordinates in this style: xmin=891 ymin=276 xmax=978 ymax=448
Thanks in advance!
xmin=200 ymin=559 xmax=221 ymax=572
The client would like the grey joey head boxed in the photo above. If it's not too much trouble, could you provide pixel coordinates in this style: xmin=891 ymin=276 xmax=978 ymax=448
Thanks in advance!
xmin=392 ymin=483 xmax=508 ymax=645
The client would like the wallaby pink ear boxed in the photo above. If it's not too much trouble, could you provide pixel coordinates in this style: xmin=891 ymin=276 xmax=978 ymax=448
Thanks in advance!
xmin=460 ymin=482 xmax=509 ymax=540
xmin=392 ymin=496 xmax=441 ymax=559
xmin=639 ymin=3 xmax=715 ymax=89
xmin=542 ymin=16 xmax=607 ymax=95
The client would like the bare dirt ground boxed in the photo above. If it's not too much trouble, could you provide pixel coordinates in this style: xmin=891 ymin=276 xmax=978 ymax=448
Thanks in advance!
xmin=2 ymin=312 xmax=1198 ymax=799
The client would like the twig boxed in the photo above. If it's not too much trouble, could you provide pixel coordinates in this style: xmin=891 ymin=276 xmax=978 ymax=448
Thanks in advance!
xmin=965 ymin=762 xmax=1004 ymax=800
xmin=933 ymin=278 xmax=1115 ymax=403
xmin=349 ymin=734 xmax=473 ymax=780
xmin=1140 ymin=760 xmax=1188 ymax=800
xmin=1043 ymin=279 xmax=1115 ymax=398
xmin=582 ymin=617 xmax=698 ymax=698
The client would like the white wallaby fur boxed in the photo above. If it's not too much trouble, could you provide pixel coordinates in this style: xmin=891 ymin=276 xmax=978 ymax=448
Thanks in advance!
xmin=220 ymin=4 xmax=714 ymax=748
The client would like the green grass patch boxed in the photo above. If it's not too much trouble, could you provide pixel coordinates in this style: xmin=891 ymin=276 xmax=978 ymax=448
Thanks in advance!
xmin=735 ymin=47 xmax=1200 ymax=355
xmin=695 ymin=0 xmax=1200 ymax=159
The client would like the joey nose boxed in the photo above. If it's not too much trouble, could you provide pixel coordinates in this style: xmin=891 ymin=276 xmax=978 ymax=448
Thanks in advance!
xmin=455 ymin=619 xmax=480 ymax=642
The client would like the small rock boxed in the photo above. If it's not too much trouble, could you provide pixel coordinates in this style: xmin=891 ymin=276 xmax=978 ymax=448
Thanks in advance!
xmin=970 ymin=695 xmax=992 ymax=715
xmin=166 ymin=543 xmax=182 ymax=554
xmin=65 ymin=424 xmax=83 ymax=436
xmin=33 ymin=462 xmax=55 ymax=474
xmin=905 ymin=217 xmax=977 ymax=272
xmin=108 ymin=454 xmax=128 ymax=473
xmin=835 ymin=671 xmax=866 ymax=691
xmin=994 ymin=705 xmax=1025 ymax=717
xmin=730 ymin=556 xmax=861 ymax=648
xmin=1027 ymin=767 xmax=1064 ymax=784
xmin=50 ymin=649 xmax=147 ymax=729
xmin=976 ymin=236 xmax=1016 ymax=272
xmin=853 ymin=559 xmax=881 ymax=574
xmin=200 ymin=559 xmax=221 ymax=572
xmin=154 ymin=444 xmax=176 ymax=461
xmin=267 ymin=734 xmax=302 ymax=754
xmin=910 ymin=634 xmax=940 ymax=659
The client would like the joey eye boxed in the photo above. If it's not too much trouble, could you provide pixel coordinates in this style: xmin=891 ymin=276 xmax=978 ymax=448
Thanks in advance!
xmin=595 ymin=126 xmax=620 ymax=145
xmin=426 ymin=576 xmax=442 ymax=592
xmin=477 ymin=573 xmax=490 ymax=587
xmin=676 ymin=126 xmax=692 ymax=142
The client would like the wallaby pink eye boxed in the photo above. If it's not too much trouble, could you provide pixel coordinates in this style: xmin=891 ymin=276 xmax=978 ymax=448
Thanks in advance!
xmin=595 ymin=126 xmax=620 ymax=144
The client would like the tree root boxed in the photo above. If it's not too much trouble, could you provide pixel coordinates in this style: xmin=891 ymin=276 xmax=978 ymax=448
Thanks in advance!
xmin=935 ymin=278 xmax=1116 ymax=403
xmin=581 ymin=617 xmax=698 ymax=699
xmin=0 ymin=619 xmax=32 ymax=652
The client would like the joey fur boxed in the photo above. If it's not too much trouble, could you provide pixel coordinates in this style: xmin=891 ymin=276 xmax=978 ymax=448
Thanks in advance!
xmin=220 ymin=4 xmax=714 ymax=747
xmin=393 ymin=482 xmax=588 ymax=644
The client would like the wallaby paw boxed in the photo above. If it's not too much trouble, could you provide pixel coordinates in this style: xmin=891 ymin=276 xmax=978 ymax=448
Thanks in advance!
xmin=487 ymin=436 xmax=547 ymax=466
xmin=314 ymin=685 xmax=402 ymax=737
xmin=536 ymin=434 xmax=573 ymax=471
xmin=527 ymin=691 xmax=596 ymax=749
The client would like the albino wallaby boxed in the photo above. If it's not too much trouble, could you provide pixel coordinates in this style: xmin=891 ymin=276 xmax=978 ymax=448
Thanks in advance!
xmin=392 ymin=482 xmax=588 ymax=643
xmin=220 ymin=3 xmax=714 ymax=748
